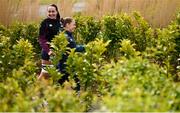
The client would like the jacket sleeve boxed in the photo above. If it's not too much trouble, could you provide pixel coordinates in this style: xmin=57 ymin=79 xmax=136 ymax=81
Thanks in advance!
xmin=38 ymin=20 xmax=50 ymax=53
xmin=75 ymin=44 xmax=85 ymax=52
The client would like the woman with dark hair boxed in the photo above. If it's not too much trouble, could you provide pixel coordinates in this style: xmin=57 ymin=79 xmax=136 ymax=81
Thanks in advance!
xmin=38 ymin=4 xmax=62 ymax=79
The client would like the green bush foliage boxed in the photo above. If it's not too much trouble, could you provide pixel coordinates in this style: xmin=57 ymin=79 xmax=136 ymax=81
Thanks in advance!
xmin=99 ymin=57 xmax=180 ymax=112
xmin=101 ymin=14 xmax=134 ymax=58
xmin=0 ymin=11 xmax=180 ymax=112
xmin=74 ymin=15 xmax=101 ymax=43
xmin=6 ymin=22 xmax=40 ymax=53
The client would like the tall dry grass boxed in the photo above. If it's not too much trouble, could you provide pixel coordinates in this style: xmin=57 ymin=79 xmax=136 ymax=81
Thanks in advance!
xmin=0 ymin=0 xmax=39 ymax=26
xmin=0 ymin=0 xmax=179 ymax=27
xmin=84 ymin=0 xmax=180 ymax=27
xmin=57 ymin=0 xmax=75 ymax=17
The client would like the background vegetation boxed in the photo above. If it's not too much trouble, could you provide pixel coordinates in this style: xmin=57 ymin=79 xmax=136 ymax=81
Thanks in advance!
xmin=0 ymin=0 xmax=180 ymax=112
xmin=0 ymin=0 xmax=180 ymax=27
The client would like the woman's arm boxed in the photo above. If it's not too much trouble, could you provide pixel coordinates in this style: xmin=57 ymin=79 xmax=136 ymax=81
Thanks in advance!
xmin=38 ymin=20 xmax=50 ymax=53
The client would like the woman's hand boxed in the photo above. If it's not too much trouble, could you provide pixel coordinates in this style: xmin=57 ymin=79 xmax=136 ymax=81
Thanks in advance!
xmin=48 ymin=50 xmax=54 ymax=56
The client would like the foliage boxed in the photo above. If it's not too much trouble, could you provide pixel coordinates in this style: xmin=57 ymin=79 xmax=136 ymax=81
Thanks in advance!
xmin=132 ymin=12 xmax=155 ymax=51
xmin=66 ymin=38 xmax=109 ymax=91
xmin=66 ymin=39 xmax=109 ymax=110
xmin=8 ymin=22 xmax=40 ymax=53
xmin=0 ymin=37 xmax=36 ymax=81
xmin=50 ymin=32 xmax=69 ymax=65
xmin=119 ymin=39 xmax=140 ymax=58
xmin=101 ymin=14 xmax=134 ymax=58
xmin=0 ymin=36 xmax=12 ymax=79
xmin=0 ymin=11 xmax=180 ymax=112
xmin=99 ymin=57 xmax=180 ymax=112
xmin=74 ymin=15 xmax=101 ymax=43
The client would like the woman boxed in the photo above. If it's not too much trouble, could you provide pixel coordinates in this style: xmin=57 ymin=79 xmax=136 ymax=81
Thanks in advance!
xmin=58 ymin=17 xmax=84 ymax=91
xmin=38 ymin=4 xmax=62 ymax=79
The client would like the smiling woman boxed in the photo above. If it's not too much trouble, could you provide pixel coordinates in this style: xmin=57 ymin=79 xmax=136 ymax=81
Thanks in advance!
xmin=47 ymin=4 xmax=60 ymax=20
xmin=38 ymin=4 xmax=62 ymax=80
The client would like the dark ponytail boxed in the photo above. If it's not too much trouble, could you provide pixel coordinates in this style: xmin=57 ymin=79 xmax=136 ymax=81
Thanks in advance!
xmin=50 ymin=4 xmax=60 ymax=20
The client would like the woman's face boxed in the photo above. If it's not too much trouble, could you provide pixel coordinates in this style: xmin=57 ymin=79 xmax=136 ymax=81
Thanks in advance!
xmin=66 ymin=20 xmax=76 ymax=32
xmin=47 ymin=6 xmax=57 ymax=19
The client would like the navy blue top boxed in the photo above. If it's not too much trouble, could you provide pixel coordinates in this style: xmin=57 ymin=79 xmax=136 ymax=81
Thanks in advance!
xmin=57 ymin=30 xmax=85 ymax=72
xmin=65 ymin=31 xmax=76 ymax=49
xmin=57 ymin=30 xmax=76 ymax=72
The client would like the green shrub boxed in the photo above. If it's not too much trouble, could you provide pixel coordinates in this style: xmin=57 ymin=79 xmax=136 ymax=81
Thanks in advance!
xmin=0 ymin=37 xmax=37 ymax=81
xmin=0 ymin=11 xmax=180 ymax=112
xmin=132 ymin=12 xmax=155 ymax=52
xmin=99 ymin=57 xmax=179 ymax=112
xmin=66 ymin=38 xmax=110 ymax=91
xmin=74 ymin=15 xmax=101 ymax=43
xmin=0 ymin=77 xmax=42 ymax=112
xmin=101 ymin=14 xmax=134 ymax=58
xmin=8 ymin=22 xmax=40 ymax=53
xmin=119 ymin=39 xmax=140 ymax=58
xmin=0 ymin=36 xmax=12 ymax=79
